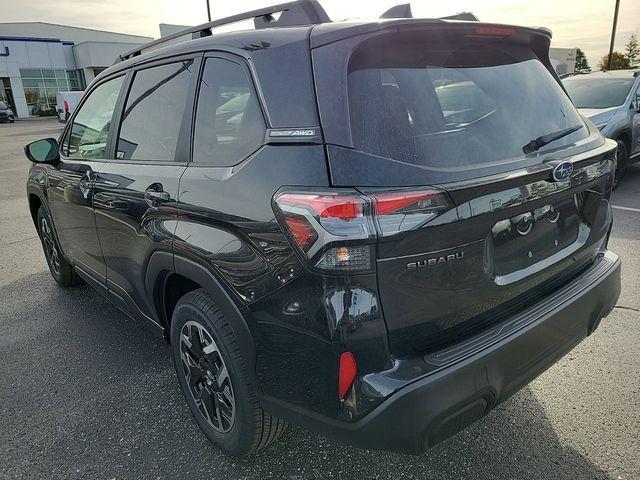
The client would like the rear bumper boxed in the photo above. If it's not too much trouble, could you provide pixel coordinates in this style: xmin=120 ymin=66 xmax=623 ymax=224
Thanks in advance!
xmin=263 ymin=251 xmax=621 ymax=454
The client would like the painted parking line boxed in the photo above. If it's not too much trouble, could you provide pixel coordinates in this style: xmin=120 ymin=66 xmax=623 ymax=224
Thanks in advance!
xmin=612 ymin=205 xmax=640 ymax=213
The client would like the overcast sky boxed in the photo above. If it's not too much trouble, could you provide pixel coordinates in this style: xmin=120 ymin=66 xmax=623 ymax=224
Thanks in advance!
xmin=5 ymin=0 xmax=640 ymax=68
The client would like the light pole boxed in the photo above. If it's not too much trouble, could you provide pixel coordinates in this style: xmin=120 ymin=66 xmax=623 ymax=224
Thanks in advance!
xmin=607 ymin=0 xmax=621 ymax=70
xmin=206 ymin=0 xmax=212 ymax=21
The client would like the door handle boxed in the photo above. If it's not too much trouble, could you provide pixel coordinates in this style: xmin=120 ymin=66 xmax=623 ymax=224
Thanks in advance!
xmin=79 ymin=168 xmax=95 ymax=200
xmin=79 ymin=168 xmax=96 ymax=184
xmin=144 ymin=184 xmax=170 ymax=207
xmin=106 ymin=199 xmax=129 ymax=211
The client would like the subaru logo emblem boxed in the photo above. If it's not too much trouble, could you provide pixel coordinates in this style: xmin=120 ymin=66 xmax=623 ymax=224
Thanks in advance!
xmin=552 ymin=161 xmax=573 ymax=182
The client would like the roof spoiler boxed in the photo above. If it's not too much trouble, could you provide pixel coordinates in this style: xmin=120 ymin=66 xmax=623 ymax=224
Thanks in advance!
xmin=380 ymin=4 xmax=413 ymax=19
xmin=116 ymin=0 xmax=329 ymax=63
xmin=380 ymin=4 xmax=479 ymax=21
xmin=440 ymin=12 xmax=479 ymax=21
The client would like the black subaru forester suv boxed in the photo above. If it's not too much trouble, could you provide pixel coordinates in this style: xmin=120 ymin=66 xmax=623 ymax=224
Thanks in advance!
xmin=24 ymin=1 xmax=621 ymax=457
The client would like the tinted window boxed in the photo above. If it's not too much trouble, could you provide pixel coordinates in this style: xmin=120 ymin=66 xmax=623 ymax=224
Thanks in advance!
xmin=66 ymin=76 xmax=124 ymax=159
xmin=117 ymin=60 xmax=195 ymax=161
xmin=347 ymin=33 xmax=588 ymax=172
xmin=632 ymin=84 xmax=640 ymax=110
xmin=563 ymin=77 xmax=635 ymax=109
xmin=433 ymin=76 xmax=496 ymax=125
xmin=193 ymin=58 xmax=265 ymax=166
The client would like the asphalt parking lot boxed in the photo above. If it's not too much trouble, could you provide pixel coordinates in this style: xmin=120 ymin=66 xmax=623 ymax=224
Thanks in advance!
xmin=1 ymin=118 xmax=639 ymax=480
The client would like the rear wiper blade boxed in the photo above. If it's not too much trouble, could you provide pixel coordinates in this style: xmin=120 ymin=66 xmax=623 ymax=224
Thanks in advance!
xmin=522 ymin=124 xmax=583 ymax=154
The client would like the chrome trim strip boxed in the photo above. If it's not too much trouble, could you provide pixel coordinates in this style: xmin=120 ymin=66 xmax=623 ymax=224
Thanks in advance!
xmin=460 ymin=159 xmax=610 ymax=219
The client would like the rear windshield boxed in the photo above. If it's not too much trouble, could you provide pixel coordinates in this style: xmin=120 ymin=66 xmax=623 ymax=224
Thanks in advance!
xmin=562 ymin=77 xmax=635 ymax=109
xmin=347 ymin=33 xmax=588 ymax=172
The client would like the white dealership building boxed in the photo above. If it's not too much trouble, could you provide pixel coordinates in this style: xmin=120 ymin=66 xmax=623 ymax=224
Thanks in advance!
xmin=0 ymin=22 xmax=152 ymax=118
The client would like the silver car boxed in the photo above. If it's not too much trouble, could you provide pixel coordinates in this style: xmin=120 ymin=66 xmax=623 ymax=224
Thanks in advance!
xmin=563 ymin=70 xmax=640 ymax=186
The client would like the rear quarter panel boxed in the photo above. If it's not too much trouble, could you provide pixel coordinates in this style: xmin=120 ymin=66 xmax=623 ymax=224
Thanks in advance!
xmin=174 ymin=146 xmax=390 ymax=416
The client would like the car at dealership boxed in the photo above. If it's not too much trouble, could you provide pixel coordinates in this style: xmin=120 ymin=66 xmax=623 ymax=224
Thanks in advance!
xmin=563 ymin=70 xmax=640 ymax=186
xmin=0 ymin=100 xmax=15 ymax=122
xmin=23 ymin=0 xmax=621 ymax=458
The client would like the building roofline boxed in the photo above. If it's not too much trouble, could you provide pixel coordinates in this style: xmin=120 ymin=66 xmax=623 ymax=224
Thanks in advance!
xmin=73 ymin=40 xmax=147 ymax=47
xmin=0 ymin=35 xmax=74 ymax=45
xmin=0 ymin=21 xmax=153 ymax=40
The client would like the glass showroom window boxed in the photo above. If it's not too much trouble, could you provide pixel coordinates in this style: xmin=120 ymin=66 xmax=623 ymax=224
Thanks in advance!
xmin=20 ymin=68 xmax=84 ymax=116
xmin=66 ymin=70 xmax=86 ymax=91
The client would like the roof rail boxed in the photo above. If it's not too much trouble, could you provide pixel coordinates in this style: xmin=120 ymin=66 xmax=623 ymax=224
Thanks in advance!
xmin=116 ymin=0 xmax=329 ymax=63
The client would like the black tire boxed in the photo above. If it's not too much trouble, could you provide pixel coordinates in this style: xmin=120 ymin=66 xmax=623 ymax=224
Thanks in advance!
xmin=36 ymin=206 xmax=82 ymax=287
xmin=613 ymin=140 xmax=628 ymax=189
xmin=170 ymin=289 xmax=287 ymax=456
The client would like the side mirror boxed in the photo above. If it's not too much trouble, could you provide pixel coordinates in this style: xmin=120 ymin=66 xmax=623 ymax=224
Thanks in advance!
xmin=24 ymin=138 xmax=60 ymax=164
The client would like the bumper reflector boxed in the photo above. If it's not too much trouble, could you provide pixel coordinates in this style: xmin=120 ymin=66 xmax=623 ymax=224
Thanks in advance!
xmin=338 ymin=351 xmax=358 ymax=399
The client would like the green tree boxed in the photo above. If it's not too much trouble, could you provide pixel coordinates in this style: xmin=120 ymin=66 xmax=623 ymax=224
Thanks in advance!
xmin=598 ymin=51 xmax=631 ymax=70
xmin=575 ymin=48 xmax=591 ymax=73
xmin=625 ymin=33 xmax=640 ymax=67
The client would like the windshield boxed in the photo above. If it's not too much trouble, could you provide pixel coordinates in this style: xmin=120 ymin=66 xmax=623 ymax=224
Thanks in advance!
xmin=563 ymin=77 xmax=635 ymax=109
xmin=347 ymin=34 xmax=588 ymax=172
xmin=0 ymin=101 xmax=7 ymax=109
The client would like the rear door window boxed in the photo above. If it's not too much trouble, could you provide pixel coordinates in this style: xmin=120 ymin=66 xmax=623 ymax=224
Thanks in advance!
xmin=116 ymin=60 xmax=195 ymax=161
xmin=632 ymin=82 xmax=640 ymax=110
xmin=192 ymin=57 xmax=265 ymax=166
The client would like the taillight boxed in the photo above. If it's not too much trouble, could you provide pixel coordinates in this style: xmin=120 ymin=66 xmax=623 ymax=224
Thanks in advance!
xmin=283 ymin=215 xmax=317 ymax=250
xmin=272 ymin=187 xmax=453 ymax=272
xmin=316 ymin=245 xmax=371 ymax=270
xmin=370 ymin=188 xmax=453 ymax=237
xmin=338 ymin=351 xmax=357 ymax=399
xmin=278 ymin=193 xmax=364 ymax=220
xmin=274 ymin=192 xmax=372 ymax=238
xmin=273 ymin=190 xmax=376 ymax=272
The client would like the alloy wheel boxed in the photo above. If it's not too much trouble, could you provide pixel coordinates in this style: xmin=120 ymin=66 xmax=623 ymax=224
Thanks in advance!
xmin=179 ymin=320 xmax=236 ymax=433
xmin=40 ymin=217 xmax=61 ymax=277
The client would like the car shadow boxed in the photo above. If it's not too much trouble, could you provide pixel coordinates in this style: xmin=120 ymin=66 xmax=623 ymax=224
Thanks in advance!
xmin=0 ymin=272 xmax=613 ymax=480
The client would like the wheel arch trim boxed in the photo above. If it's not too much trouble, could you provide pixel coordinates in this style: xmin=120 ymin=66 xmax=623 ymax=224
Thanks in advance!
xmin=27 ymin=189 xmax=69 ymax=260
xmin=145 ymin=251 xmax=257 ymax=373
xmin=26 ymin=186 xmax=46 ymax=225
xmin=614 ymin=128 xmax=632 ymax=150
